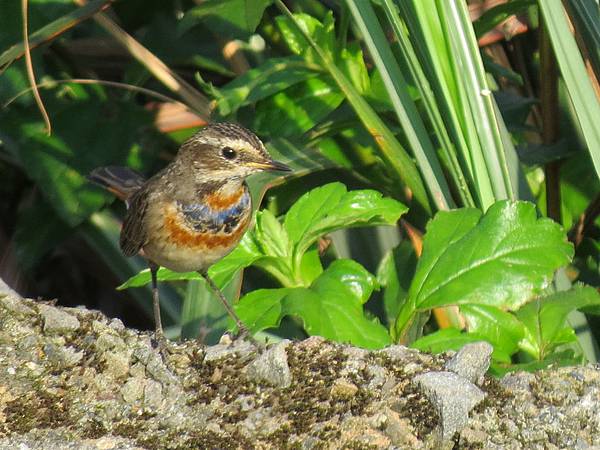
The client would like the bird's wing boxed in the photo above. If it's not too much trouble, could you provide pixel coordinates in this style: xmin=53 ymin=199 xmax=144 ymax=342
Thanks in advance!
xmin=119 ymin=188 xmax=149 ymax=257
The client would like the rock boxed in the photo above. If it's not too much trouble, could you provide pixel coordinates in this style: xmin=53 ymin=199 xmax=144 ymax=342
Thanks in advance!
xmin=38 ymin=304 xmax=80 ymax=333
xmin=0 ymin=292 xmax=34 ymax=317
xmin=0 ymin=278 xmax=20 ymax=299
xmin=102 ymin=351 xmax=130 ymax=379
xmin=445 ymin=341 xmax=493 ymax=385
xmin=500 ymin=370 xmax=536 ymax=394
xmin=330 ymin=378 xmax=359 ymax=400
xmin=121 ymin=377 xmax=145 ymax=405
xmin=414 ymin=371 xmax=485 ymax=442
xmin=379 ymin=407 xmax=422 ymax=448
xmin=1 ymin=297 xmax=600 ymax=449
xmin=143 ymin=379 xmax=163 ymax=409
xmin=43 ymin=344 xmax=84 ymax=369
xmin=245 ymin=340 xmax=291 ymax=388
xmin=203 ymin=337 xmax=255 ymax=363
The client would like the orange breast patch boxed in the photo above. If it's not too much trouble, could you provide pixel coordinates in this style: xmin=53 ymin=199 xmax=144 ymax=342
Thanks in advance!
xmin=204 ymin=187 xmax=245 ymax=209
xmin=164 ymin=209 xmax=250 ymax=249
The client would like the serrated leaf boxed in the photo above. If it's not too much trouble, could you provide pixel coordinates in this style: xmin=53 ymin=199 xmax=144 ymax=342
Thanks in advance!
xmin=255 ymin=210 xmax=290 ymax=258
xmin=284 ymin=182 xmax=408 ymax=263
xmin=411 ymin=201 xmax=573 ymax=311
xmin=516 ymin=285 xmax=600 ymax=360
xmin=236 ymin=259 xmax=390 ymax=349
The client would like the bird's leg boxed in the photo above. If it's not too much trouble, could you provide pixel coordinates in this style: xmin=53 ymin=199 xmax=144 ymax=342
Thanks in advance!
xmin=199 ymin=269 xmax=257 ymax=344
xmin=149 ymin=262 xmax=164 ymax=338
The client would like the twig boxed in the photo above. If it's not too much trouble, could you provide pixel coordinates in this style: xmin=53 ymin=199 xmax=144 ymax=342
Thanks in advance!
xmin=21 ymin=0 xmax=51 ymax=135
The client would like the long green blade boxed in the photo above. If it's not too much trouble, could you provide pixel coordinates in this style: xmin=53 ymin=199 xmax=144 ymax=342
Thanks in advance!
xmin=274 ymin=0 xmax=431 ymax=216
xmin=346 ymin=0 xmax=454 ymax=211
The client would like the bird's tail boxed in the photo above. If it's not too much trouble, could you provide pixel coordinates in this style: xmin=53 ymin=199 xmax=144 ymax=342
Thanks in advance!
xmin=88 ymin=166 xmax=146 ymax=201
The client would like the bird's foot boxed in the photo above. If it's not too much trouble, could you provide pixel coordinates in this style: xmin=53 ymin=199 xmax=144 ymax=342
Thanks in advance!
xmin=151 ymin=330 xmax=174 ymax=367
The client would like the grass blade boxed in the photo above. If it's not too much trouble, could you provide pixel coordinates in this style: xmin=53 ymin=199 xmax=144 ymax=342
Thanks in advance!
xmin=274 ymin=0 xmax=431 ymax=217
xmin=346 ymin=0 xmax=454 ymax=211
xmin=437 ymin=0 xmax=514 ymax=201
xmin=402 ymin=0 xmax=495 ymax=209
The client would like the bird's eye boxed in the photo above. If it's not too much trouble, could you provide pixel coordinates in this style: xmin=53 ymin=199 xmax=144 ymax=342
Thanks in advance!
xmin=221 ymin=147 xmax=237 ymax=160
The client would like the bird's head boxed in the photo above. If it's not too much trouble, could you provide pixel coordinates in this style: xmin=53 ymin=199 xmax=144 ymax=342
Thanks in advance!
xmin=176 ymin=123 xmax=291 ymax=180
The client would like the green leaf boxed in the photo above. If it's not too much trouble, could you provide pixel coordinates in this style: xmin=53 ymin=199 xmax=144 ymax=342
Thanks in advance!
xmin=234 ymin=288 xmax=290 ymax=332
xmin=254 ymin=210 xmax=290 ymax=258
xmin=460 ymin=304 xmax=525 ymax=361
xmin=377 ymin=241 xmax=418 ymax=328
xmin=236 ymin=259 xmax=391 ymax=349
xmin=395 ymin=200 xmax=573 ymax=341
xmin=516 ymin=285 xmax=600 ymax=360
xmin=179 ymin=0 xmax=272 ymax=38
xmin=298 ymin=247 xmax=323 ymax=286
xmin=283 ymin=182 xmax=408 ymax=264
xmin=411 ymin=328 xmax=513 ymax=360
xmin=275 ymin=12 xmax=335 ymax=61
xmin=117 ymin=267 xmax=199 ymax=290
xmin=253 ymin=76 xmax=344 ymax=137
xmin=210 ymin=57 xmax=318 ymax=117
xmin=336 ymin=42 xmax=370 ymax=94
xmin=412 ymin=201 xmax=572 ymax=311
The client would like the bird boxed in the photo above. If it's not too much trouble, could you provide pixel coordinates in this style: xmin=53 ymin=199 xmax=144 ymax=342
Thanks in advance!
xmin=88 ymin=122 xmax=291 ymax=341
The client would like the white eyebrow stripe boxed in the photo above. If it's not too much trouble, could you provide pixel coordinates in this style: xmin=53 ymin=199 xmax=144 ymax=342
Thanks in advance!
xmin=193 ymin=136 xmax=260 ymax=151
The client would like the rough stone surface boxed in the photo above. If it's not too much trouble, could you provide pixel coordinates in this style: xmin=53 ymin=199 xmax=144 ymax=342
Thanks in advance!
xmin=245 ymin=340 xmax=292 ymax=388
xmin=414 ymin=371 xmax=485 ymax=443
xmin=445 ymin=341 xmax=493 ymax=385
xmin=0 ymin=293 xmax=600 ymax=449
xmin=38 ymin=303 xmax=81 ymax=333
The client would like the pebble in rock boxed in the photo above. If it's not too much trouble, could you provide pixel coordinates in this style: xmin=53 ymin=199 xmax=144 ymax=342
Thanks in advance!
xmin=444 ymin=341 xmax=493 ymax=385
xmin=245 ymin=340 xmax=292 ymax=388
xmin=38 ymin=304 xmax=80 ymax=334
xmin=414 ymin=371 xmax=485 ymax=443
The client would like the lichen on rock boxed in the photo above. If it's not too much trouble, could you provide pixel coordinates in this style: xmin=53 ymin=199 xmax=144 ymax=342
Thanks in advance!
xmin=0 ymin=292 xmax=599 ymax=449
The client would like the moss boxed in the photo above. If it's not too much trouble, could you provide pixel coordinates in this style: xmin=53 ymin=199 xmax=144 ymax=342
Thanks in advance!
xmin=187 ymin=352 xmax=257 ymax=409
xmin=267 ymin=344 xmax=348 ymax=435
xmin=4 ymin=384 xmax=71 ymax=433
xmin=474 ymin=376 xmax=511 ymax=414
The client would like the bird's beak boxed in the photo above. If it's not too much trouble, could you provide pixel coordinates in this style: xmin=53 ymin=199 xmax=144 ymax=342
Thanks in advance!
xmin=248 ymin=160 xmax=292 ymax=172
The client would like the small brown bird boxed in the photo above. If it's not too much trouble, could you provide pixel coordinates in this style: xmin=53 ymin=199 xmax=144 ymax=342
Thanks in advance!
xmin=89 ymin=123 xmax=291 ymax=339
